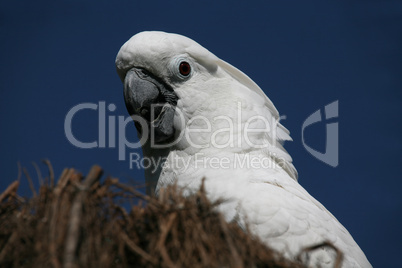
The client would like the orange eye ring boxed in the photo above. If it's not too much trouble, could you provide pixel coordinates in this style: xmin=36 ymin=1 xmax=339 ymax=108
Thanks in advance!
xmin=179 ymin=61 xmax=191 ymax=76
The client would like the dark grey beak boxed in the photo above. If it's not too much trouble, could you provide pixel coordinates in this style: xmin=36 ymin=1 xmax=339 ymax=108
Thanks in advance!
xmin=123 ymin=67 xmax=178 ymax=143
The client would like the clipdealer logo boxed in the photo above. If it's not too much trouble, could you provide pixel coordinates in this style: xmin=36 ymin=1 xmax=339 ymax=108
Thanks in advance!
xmin=64 ymin=100 xmax=339 ymax=169
xmin=301 ymin=101 xmax=339 ymax=167
xmin=64 ymin=101 xmax=141 ymax=160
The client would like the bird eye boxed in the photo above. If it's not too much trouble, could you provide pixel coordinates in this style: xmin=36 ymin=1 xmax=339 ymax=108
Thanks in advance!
xmin=179 ymin=61 xmax=191 ymax=76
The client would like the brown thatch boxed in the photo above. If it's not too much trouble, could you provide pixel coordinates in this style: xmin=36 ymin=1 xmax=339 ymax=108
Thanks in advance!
xmin=0 ymin=164 xmax=336 ymax=268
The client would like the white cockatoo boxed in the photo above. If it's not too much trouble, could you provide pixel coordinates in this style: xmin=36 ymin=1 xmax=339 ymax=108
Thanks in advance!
xmin=116 ymin=31 xmax=371 ymax=267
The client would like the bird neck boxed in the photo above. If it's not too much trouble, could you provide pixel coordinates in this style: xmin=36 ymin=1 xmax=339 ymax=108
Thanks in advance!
xmin=141 ymin=143 xmax=170 ymax=195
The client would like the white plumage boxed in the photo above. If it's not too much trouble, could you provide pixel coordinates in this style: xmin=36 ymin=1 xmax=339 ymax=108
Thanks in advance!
xmin=116 ymin=31 xmax=371 ymax=267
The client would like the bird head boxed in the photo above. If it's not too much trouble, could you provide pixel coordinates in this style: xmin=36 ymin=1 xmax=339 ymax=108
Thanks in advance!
xmin=116 ymin=31 xmax=297 ymax=180
xmin=116 ymin=31 xmax=219 ymax=145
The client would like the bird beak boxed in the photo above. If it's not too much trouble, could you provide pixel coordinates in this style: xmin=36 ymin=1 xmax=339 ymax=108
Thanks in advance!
xmin=123 ymin=67 xmax=178 ymax=143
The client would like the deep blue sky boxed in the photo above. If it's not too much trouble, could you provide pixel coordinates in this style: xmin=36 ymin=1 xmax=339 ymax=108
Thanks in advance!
xmin=1 ymin=1 xmax=401 ymax=266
